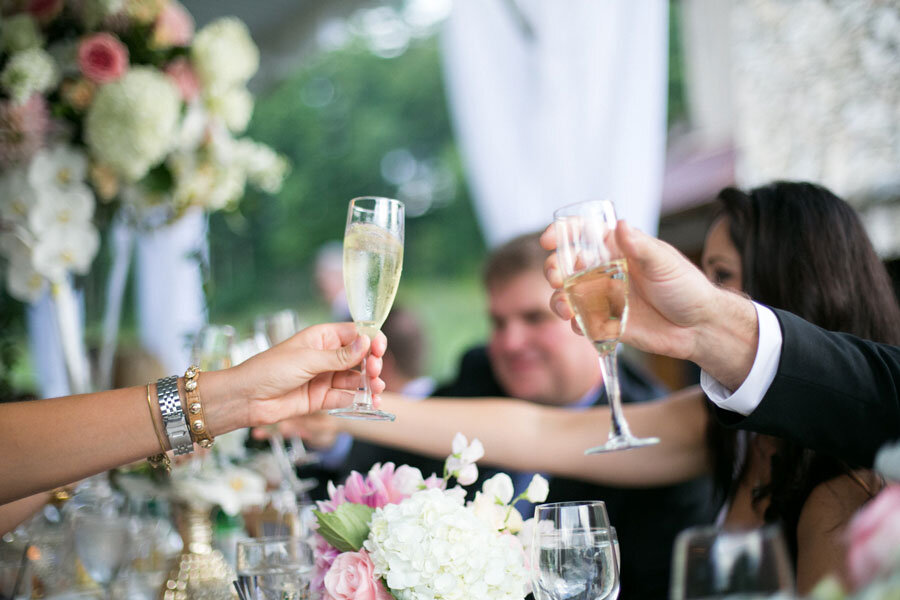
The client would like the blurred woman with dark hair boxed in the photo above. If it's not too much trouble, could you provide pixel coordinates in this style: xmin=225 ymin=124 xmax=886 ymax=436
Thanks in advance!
xmin=285 ymin=181 xmax=899 ymax=593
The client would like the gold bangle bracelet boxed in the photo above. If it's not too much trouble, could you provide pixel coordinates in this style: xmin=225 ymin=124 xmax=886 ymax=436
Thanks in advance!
xmin=146 ymin=383 xmax=171 ymax=472
xmin=184 ymin=366 xmax=214 ymax=449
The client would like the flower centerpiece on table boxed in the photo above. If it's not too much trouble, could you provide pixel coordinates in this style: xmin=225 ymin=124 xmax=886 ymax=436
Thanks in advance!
xmin=0 ymin=0 xmax=287 ymax=302
xmin=313 ymin=433 xmax=549 ymax=600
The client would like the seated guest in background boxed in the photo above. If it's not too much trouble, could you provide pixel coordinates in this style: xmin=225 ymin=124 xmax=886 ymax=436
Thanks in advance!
xmin=304 ymin=182 xmax=892 ymax=593
xmin=0 ymin=322 xmax=385 ymax=508
xmin=293 ymin=232 xmax=716 ymax=599
xmin=314 ymin=240 xmax=351 ymax=320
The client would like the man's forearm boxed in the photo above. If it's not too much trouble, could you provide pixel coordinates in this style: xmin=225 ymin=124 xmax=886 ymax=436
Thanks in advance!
xmin=690 ymin=289 xmax=759 ymax=391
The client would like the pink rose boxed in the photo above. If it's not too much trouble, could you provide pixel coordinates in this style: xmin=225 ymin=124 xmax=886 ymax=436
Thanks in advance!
xmin=28 ymin=0 xmax=63 ymax=22
xmin=847 ymin=484 xmax=900 ymax=588
xmin=324 ymin=550 xmax=392 ymax=600
xmin=164 ymin=57 xmax=200 ymax=101
xmin=152 ymin=1 xmax=194 ymax=48
xmin=78 ymin=34 xmax=129 ymax=84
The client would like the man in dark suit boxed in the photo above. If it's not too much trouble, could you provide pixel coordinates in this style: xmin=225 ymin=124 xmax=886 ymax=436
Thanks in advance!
xmin=345 ymin=232 xmax=716 ymax=598
xmin=542 ymin=221 xmax=900 ymax=469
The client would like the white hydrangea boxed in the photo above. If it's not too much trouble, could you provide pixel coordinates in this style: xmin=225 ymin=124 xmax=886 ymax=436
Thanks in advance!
xmin=232 ymin=139 xmax=289 ymax=193
xmin=1 ymin=14 xmax=44 ymax=52
xmin=365 ymin=488 xmax=528 ymax=600
xmin=84 ymin=67 xmax=181 ymax=181
xmin=192 ymin=17 xmax=259 ymax=91
xmin=0 ymin=47 xmax=58 ymax=104
xmin=205 ymin=86 xmax=254 ymax=133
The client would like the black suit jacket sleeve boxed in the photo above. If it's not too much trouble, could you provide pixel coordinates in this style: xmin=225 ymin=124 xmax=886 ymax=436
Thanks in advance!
xmin=715 ymin=307 xmax=900 ymax=467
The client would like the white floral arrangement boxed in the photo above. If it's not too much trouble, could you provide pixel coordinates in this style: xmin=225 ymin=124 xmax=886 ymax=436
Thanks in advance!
xmin=0 ymin=0 xmax=288 ymax=303
xmin=312 ymin=433 xmax=549 ymax=600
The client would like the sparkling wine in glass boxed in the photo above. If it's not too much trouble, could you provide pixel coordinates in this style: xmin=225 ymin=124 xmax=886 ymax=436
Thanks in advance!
xmin=532 ymin=501 xmax=618 ymax=600
xmin=329 ymin=196 xmax=404 ymax=421
xmin=554 ymin=199 xmax=659 ymax=453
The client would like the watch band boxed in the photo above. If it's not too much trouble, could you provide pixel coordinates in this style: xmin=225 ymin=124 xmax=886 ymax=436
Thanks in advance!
xmin=156 ymin=375 xmax=193 ymax=456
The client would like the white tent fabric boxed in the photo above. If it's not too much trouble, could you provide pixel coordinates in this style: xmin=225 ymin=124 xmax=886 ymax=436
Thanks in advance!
xmin=440 ymin=0 xmax=669 ymax=246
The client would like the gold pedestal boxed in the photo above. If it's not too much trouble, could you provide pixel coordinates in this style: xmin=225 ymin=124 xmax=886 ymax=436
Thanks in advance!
xmin=161 ymin=505 xmax=236 ymax=600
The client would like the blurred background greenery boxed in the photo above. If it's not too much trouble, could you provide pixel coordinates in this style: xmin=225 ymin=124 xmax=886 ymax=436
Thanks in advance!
xmin=2 ymin=1 xmax=688 ymax=393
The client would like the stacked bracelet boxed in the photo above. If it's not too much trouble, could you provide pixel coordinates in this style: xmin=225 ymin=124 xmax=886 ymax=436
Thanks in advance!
xmin=146 ymin=383 xmax=172 ymax=472
xmin=184 ymin=365 xmax=215 ymax=449
xmin=156 ymin=375 xmax=194 ymax=456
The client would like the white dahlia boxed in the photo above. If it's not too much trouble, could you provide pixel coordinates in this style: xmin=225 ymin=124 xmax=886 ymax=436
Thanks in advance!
xmin=84 ymin=67 xmax=181 ymax=181
xmin=191 ymin=17 xmax=259 ymax=91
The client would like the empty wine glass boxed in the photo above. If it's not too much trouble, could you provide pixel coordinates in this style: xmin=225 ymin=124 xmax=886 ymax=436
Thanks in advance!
xmin=329 ymin=196 xmax=404 ymax=421
xmin=670 ymin=525 xmax=795 ymax=600
xmin=236 ymin=537 xmax=313 ymax=600
xmin=532 ymin=501 xmax=619 ymax=600
xmin=70 ymin=510 xmax=133 ymax=599
xmin=554 ymin=199 xmax=659 ymax=453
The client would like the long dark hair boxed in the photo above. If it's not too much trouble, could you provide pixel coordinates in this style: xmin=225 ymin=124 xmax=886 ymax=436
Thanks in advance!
xmin=706 ymin=181 xmax=900 ymax=558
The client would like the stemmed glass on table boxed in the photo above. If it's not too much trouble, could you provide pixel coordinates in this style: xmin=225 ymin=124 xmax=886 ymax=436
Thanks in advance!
xmin=553 ymin=199 xmax=659 ymax=453
xmin=670 ymin=525 xmax=794 ymax=600
xmin=531 ymin=501 xmax=619 ymax=600
xmin=235 ymin=537 xmax=313 ymax=600
xmin=70 ymin=509 xmax=133 ymax=599
xmin=329 ymin=196 xmax=404 ymax=422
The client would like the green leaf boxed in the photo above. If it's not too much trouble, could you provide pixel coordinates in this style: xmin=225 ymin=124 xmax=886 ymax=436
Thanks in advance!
xmin=314 ymin=504 xmax=375 ymax=553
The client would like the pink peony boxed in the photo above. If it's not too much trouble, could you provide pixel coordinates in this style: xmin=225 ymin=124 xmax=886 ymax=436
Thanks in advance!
xmin=28 ymin=0 xmax=63 ymax=22
xmin=312 ymin=533 xmax=342 ymax=595
xmin=152 ymin=1 xmax=194 ymax=48
xmin=78 ymin=33 xmax=129 ymax=84
xmin=317 ymin=463 xmax=424 ymax=513
xmin=0 ymin=94 xmax=50 ymax=168
xmin=847 ymin=484 xmax=900 ymax=588
xmin=164 ymin=57 xmax=200 ymax=101
xmin=323 ymin=550 xmax=392 ymax=600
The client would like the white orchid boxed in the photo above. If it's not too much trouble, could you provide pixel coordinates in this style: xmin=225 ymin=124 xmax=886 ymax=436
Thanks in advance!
xmin=451 ymin=432 xmax=484 ymax=463
xmin=6 ymin=253 xmax=46 ymax=302
xmin=28 ymin=186 xmax=94 ymax=235
xmin=27 ymin=145 xmax=89 ymax=193
xmin=0 ymin=169 xmax=38 ymax=226
xmin=31 ymin=223 xmax=100 ymax=281
xmin=171 ymin=464 xmax=266 ymax=517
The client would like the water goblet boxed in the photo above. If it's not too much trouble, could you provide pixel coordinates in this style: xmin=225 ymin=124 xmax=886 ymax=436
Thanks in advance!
xmin=531 ymin=501 xmax=619 ymax=600
xmin=236 ymin=537 xmax=313 ymax=600
xmin=70 ymin=510 xmax=133 ymax=599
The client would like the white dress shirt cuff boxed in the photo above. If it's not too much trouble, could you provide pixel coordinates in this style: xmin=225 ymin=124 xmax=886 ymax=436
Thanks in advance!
xmin=700 ymin=302 xmax=783 ymax=416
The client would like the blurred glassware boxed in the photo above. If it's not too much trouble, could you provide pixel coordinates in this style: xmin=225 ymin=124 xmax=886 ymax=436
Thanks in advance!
xmin=235 ymin=537 xmax=313 ymax=600
xmin=254 ymin=310 xmax=304 ymax=347
xmin=191 ymin=325 xmax=237 ymax=371
xmin=70 ymin=508 xmax=133 ymax=599
xmin=0 ymin=540 xmax=32 ymax=600
xmin=669 ymin=525 xmax=795 ymax=600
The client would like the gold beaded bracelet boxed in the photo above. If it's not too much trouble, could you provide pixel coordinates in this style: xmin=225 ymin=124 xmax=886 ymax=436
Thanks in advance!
xmin=146 ymin=383 xmax=172 ymax=472
xmin=184 ymin=365 xmax=215 ymax=449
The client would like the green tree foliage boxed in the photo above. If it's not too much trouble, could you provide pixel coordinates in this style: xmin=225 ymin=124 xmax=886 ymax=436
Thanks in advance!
xmin=208 ymin=36 xmax=486 ymax=316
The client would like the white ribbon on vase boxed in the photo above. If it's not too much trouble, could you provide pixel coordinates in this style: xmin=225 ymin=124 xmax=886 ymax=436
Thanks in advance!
xmin=440 ymin=0 xmax=669 ymax=245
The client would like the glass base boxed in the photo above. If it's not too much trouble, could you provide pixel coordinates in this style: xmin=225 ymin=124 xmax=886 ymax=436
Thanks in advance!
xmin=585 ymin=435 xmax=660 ymax=454
xmin=329 ymin=406 xmax=396 ymax=421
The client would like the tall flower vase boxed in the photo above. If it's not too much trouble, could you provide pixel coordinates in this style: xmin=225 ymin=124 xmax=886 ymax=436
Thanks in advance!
xmin=163 ymin=503 xmax=237 ymax=600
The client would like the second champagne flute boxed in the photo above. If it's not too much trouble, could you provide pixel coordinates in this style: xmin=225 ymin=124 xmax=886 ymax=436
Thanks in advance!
xmin=329 ymin=196 xmax=404 ymax=421
xmin=554 ymin=199 xmax=659 ymax=453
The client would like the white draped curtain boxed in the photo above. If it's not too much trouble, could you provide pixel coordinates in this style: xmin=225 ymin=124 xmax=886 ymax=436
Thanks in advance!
xmin=441 ymin=0 xmax=669 ymax=246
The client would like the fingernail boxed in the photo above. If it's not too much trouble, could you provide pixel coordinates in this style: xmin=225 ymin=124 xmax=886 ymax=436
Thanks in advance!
xmin=554 ymin=299 xmax=568 ymax=316
xmin=352 ymin=336 xmax=365 ymax=352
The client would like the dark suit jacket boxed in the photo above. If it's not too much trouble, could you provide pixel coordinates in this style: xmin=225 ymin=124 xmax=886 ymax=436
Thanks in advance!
xmin=346 ymin=347 xmax=716 ymax=599
xmin=715 ymin=307 xmax=900 ymax=468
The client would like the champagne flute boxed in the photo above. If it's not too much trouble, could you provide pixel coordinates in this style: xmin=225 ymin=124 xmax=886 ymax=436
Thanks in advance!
xmin=531 ymin=501 xmax=618 ymax=600
xmin=329 ymin=196 xmax=404 ymax=421
xmin=670 ymin=525 xmax=794 ymax=600
xmin=553 ymin=200 xmax=659 ymax=453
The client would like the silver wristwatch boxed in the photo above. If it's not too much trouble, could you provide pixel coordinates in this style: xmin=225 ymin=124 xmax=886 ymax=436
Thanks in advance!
xmin=156 ymin=375 xmax=194 ymax=456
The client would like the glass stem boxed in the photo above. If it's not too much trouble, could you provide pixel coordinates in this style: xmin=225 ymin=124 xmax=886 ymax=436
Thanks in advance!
xmin=356 ymin=353 xmax=371 ymax=407
xmin=598 ymin=351 xmax=633 ymax=440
